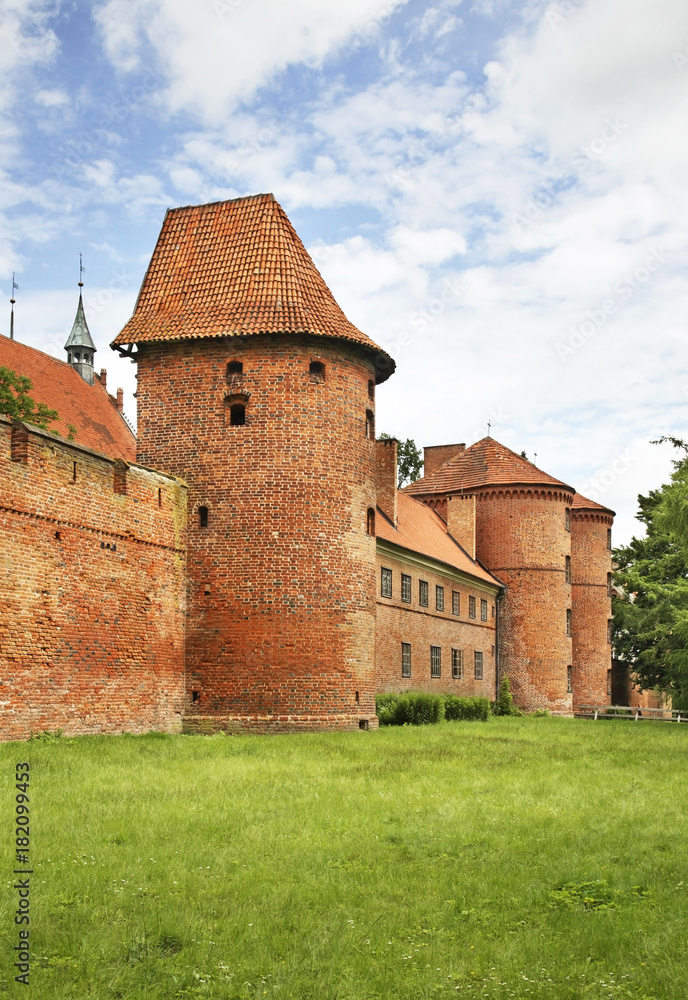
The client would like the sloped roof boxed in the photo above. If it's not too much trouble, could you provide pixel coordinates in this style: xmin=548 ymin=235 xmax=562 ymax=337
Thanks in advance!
xmin=377 ymin=491 xmax=502 ymax=589
xmin=0 ymin=335 xmax=135 ymax=461
xmin=404 ymin=436 xmax=574 ymax=496
xmin=64 ymin=293 xmax=96 ymax=350
xmin=112 ymin=193 xmax=395 ymax=382
xmin=572 ymin=491 xmax=615 ymax=516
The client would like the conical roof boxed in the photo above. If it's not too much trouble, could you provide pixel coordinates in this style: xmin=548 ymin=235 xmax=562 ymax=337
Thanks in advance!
xmin=64 ymin=293 xmax=96 ymax=351
xmin=112 ymin=193 xmax=395 ymax=381
xmin=572 ymin=492 xmax=615 ymax=516
xmin=404 ymin=437 xmax=575 ymax=495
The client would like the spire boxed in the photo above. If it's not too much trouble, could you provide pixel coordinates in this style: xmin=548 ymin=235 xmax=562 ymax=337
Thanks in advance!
xmin=9 ymin=273 xmax=18 ymax=340
xmin=65 ymin=256 xmax=96 ymax=384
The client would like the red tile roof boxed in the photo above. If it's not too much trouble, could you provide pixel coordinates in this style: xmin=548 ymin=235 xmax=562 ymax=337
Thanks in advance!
xmin=572 ymin=491 xmax=615 ymax=515
xmin=0 ymin=335 xmax=136 ymax=461
xmin=404 ymin=436 xmax=574 ymax=496
xmin=113 ymin=194 xmax=395 ymax=381
xmin=377 ymin=491 xmax=502 ymax=588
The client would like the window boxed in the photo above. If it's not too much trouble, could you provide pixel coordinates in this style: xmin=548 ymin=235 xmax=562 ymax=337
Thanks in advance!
xmin=565 ymin=507 xmax=571 ymax=531
xmin=452 ymin=591 xmax=460 ymax=616
xmin=451 ymin=648 xmax=463 ymax=679
xmin=607 ymin=572 xmax=613 ymax=597
xmin=157 ymin=487 xmax=162 ymax=507
xmin=567 ymin=665 xmax=572 ymax=693
xmin=468 ymin=595 xmax=476 ymax=619
xmin=607 ymin=528 xmax=612 ymax=549
xmin=227 ymin=361 xmax=243 ymax=378
xmin=607 ymin=619 xmax=613 ymax=644
xmin=436 ymin=586 xmax=445 ymax=611
xmin=198 ymin=506 xmax=208 ymax=528
xmin=368 ymin=379 xmax=375 ymax=400
xmin=565 ymin=556 xmax=571 ymax=584
xmin=474 ymin=651 xmax=483 ymax=680
xmin=402 ymin=642 xmax=411 ymax=678
xmin=481 ymin=598 xmax=488 ymax=621
xmin=381 ymin=567 xmax=392 ymax=598
xmin=367 ymin=508 xmax=376 ymax=536
xmin=309 ymin=360 xmax=325 ymax=383
xmin=492 ymin=605 xmax=495 ymax=618
xmin=607 ymin=669 xmax=612 ymax=696
xmin=366 ymin=409 xmax=375 ymax=440
xmin=419 ymin=580 xmax=429 ymax=607
xmin=431 ymin=646 xmax=441 ymax=678
xmin=229 ymin=403 xmax=245 ymax=425
xmin=401 ymin=574 xmax=412 ymax=603
xmin=566 ymin=609 xmax=572 ymax=636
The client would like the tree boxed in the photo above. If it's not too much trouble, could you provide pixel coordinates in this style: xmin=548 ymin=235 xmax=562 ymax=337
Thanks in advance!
xmin=0 ymin=365 xmax=61 ymax=432
xmin=379 ymin=434 xmax=423 ymax=487
xmin=612 ymin=438 xmax=688 ymax=707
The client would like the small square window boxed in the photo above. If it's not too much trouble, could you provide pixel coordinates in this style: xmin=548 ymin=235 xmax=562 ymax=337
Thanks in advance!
xmin=381 ymin=567 xmax=392 ymax=598
xmin=468 ymin=596 xmax=476 ymax=619
xmin=401 ymin=574 xmax=412 ymax=603
xmin=309 ymin=360 xmax=325 ymax=383
xmin=480 ymin=598 xmax=488 ymax=621
xmin=419 ymin=580 xmax=429 ymax=607
xmin=431 ymin=646 xmax=441 ymax=678
xmin=451 ymin=648 xmax=463 ymax=679
xmin=452 ymin=591 xmax=460 ymax=616
xmin=436 ymin=586 xmax=445 ymax=611
xmin=566 ymin=609 xmax=572 ymax=636
xmin=474 ymin=651 xmax=483 ymax=680
xmin=402 ymin=642 xmax=411 ymax=678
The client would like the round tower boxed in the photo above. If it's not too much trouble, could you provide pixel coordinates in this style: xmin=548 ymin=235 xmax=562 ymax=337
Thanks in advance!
xmin=405 ymin=439 xmax=575 ymax=714
xmin=570 ymin=493 xmax=614 ymax=707
xmin=112 ymin=194 xmax=394 ymax=732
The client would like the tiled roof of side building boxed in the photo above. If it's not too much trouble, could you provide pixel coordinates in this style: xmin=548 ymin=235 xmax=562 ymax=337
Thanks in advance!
xmin=112 ymin=193 xmax=395 ymax=382
xmin=572 ymin=491 xmax=615 ymax=516
xmin=377 ymin=491 xmax=502 ymax=589
xmin=404 ymin=436 xmax=575 ymax=496
xmin=0 ymin=335 xmax=136 ymax=462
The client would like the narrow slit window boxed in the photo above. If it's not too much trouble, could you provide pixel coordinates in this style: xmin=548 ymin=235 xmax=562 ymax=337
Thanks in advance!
xmin=607 ymin=619 xmax=613 ymax=644
xmin=309 ymin=361 xmax=325 ymax=383
xmin=71 ymin=461 xmax=77 ymax=482
xmin=199 ymin=506 xmax=208 ymax=528
xmin=566 ymin=609 xmax=572 ymax=636
xmin=607 ymin=572 xmax=613 ymax=596
xmin=367 ymin=508 xmax=376 ymax=537
xmin=366 ymin=409 xmax=375 ymax=440
xmin=567 ymin=665 xmax=573 ymax=693
xmin=401 ymin=642 xmax=411 ymax=678
xmin=607 ymin=528 xmax=612 ymax=550
xmin=565 ymin=507 xmax=571 ymax=531
xmin=158 ymin=487 xmax=162 ymax=507
xmin=565 ymin=556 xmax=571 ymax=583
xmin=368 ymin=379 xmax=375 ymax=400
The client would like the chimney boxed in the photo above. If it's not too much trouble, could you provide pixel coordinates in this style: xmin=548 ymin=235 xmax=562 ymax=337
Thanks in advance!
xmin=424 ymin=443 xmax=465 ymax=478
xmin=116 ymin=388 xmax=124 ymax=414
xmin=99 ymin=369 xmax=107 ymax=389
xmin=446 ymin=494 xmax=476 ymax=561
xmin=376 ymin=438 xmax=398 ymax=526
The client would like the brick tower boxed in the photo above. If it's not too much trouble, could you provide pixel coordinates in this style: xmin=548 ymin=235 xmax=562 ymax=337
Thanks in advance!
xmin=405 ymin=438 xmax=575 ymax=713
xmin=112 ymin=194 xmax=395 ymax=731
xmin=570 ymin=492 xmax=614 ymax=706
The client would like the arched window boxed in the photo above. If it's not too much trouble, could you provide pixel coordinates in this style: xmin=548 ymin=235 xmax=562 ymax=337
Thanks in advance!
xmin=227 ymin=361 xmax=243 ymax=379
xmin=366 ymin=508 xmax=376 ymax=536
xmin=368 ymin=379 xmax=375 ymax=400
xmin=199 ymin=506 xmax=208 ymax=528
xmin=366 ymin=410 xmax=375 ymax=440
xmin=309 ymin=360 xmax=326 ymax=383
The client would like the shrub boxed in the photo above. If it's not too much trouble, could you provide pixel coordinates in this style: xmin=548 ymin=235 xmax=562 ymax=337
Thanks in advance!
xmin=443 ymin=696 xmax=490 ymax=722
xmin=375 ymin=692 xmax=444 ymax=726
xmin=492 ymin=676 xmax=522 ymax=716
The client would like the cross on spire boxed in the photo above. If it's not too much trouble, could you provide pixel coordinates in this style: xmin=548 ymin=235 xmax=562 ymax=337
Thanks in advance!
xmin=487 ymin=419 xmax=491 ymax=437
xmin=9 ymin=272 xmax=18 ymax=341
xmin=79 ymin=253 xmax=85 ymax=288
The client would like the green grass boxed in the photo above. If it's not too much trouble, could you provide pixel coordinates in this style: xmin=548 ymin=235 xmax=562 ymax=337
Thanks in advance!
xmin=1 ymin=717 xmax=688 ymax=999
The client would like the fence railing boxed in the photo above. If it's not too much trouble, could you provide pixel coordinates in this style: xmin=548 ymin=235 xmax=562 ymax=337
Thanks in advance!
xmin=574 ymin=704 xmax=686 ymax=723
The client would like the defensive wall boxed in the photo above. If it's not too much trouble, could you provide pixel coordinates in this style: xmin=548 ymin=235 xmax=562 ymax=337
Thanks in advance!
xmin=0 ymin=416 xmax=187 ymax=740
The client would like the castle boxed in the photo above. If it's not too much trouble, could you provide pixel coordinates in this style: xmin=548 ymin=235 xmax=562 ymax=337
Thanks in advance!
xmin=0 ymin=194 xmax=616 ymax=739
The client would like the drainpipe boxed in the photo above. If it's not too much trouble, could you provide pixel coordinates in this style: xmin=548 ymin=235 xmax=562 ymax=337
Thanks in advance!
xmin=495 ymin=587 xmax=505 ymax=700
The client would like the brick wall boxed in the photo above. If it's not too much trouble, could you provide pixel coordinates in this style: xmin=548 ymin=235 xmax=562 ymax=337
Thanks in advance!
xmin=135 ymin=334 xmax=379 ymax=732
xmin=0 ymin=417 xmax=187 ymax=740
xmin=571 ymin=510 xmax=613 ymax=706
xmin=375 ymin=543 xmax=498 ymax=699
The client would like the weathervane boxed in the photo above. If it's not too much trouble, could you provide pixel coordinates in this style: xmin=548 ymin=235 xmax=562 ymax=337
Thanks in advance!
xmin=9 ymin=272 xmax=18 ymax=341
xmin=79 ymin=253 xmax=85 ymax=288
xmin=487 ymin=419 xmax=491 ymax=437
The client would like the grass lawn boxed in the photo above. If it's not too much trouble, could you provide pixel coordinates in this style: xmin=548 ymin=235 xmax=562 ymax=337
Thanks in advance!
xmin=1 ymin=717 xmax=687 ymax=999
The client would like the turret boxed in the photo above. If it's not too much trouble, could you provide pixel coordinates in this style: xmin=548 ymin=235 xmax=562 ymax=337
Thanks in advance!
xmin=65 ymin=266 xmax=96 ymax=385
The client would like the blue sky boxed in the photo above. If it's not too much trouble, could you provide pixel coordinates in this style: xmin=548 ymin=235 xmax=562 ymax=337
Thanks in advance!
xmin=2 ymin=0 xmax=687 ymax=542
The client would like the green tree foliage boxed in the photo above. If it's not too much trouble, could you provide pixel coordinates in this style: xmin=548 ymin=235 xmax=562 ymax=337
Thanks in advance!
xmin=379 ymin=434 xmax=423 ymax=487
xmin=612 ymin=438 xmax=688 ymax=706
xmin=0 ymin=365 xmax=60 ymax=431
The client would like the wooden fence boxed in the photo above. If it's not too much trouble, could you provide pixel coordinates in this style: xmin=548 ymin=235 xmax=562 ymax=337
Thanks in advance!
xmin=574 ymin=704 xmax=687 ymax=723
